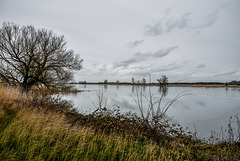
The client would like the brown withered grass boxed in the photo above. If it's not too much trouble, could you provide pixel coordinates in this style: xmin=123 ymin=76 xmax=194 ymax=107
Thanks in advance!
xmin=0 ymin=86 xmax=239 ymax=160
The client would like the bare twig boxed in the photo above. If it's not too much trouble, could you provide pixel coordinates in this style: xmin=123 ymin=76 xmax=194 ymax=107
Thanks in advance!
xmin=132 ymin=74 xmax=190 ymax=129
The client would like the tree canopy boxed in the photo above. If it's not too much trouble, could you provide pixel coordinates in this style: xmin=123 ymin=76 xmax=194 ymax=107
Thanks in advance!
xmin=0 ymin=22 xmax=83 ymax=90
xmin=157 ymin=75 xmax=168 ymax=86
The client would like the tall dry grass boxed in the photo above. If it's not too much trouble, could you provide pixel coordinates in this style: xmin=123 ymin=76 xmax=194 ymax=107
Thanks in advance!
xmin=0 ymin=85 xmax=239 ymax=160
xmin=0 ymin=86 xmax=178 ymax=160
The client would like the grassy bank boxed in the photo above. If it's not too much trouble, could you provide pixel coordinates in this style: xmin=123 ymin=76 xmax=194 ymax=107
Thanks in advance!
xmin=0 ymin=86 xmax=239 ymax=160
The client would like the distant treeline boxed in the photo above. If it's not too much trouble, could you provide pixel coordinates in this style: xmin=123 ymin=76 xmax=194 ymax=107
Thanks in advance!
xmin=74 ymin=81 xmax=234 ymax=85
xmin=74 ymin=80 xmax=240 ymax=86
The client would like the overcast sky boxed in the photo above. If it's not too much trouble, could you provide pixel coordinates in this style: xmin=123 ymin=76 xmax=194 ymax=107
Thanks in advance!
xmin=1 ymin=0 xmax=239 ymax=83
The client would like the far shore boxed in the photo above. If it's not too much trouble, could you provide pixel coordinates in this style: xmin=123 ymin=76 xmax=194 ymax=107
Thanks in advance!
xmin=72 ymin=82 xmax=240 ymax=88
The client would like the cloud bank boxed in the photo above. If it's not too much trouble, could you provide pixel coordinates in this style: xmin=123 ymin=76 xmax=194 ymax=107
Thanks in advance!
xmin=144 ymin=4 xmax=228 ymax=36
xmin=127 ymin=40 xmax=145 ymax=48
xmin=115 ymin=46 xmax=178 ymax=68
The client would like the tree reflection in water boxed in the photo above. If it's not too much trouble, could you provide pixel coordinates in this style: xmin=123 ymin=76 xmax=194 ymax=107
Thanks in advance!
xmin=159 ymin=86 xmax=168 ymax=97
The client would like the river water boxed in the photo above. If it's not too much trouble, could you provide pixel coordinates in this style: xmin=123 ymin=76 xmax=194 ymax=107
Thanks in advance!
xmin=62 ymin=84 xmax=240 ymax=140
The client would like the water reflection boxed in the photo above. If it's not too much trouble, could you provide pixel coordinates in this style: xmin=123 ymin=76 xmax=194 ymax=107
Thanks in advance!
xmin=62 ymin=85 xmax=240 ymax=139
xmin=142 ymin=85 xmax=146 ymax=92
xmin=231 ymin=87 xmax=240 ymax=93
xmin=104 ymin=85 xmax=108 ymax=90
xmin=132 ymin=85 xmax=134 ymax=93
xmin=158 ymin=86 xmax=168 ymax=97
xmin=225 ymin=87 xmax=228 ymax=92
xmin=133 ymin=85 xmax=146 ymax=93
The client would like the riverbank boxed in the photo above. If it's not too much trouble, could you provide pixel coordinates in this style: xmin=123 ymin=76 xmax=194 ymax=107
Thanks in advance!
xmin=75 ymin=82 xmax=240 ymax=88
xmin=0 ymin=86 xmax=239 ymax=160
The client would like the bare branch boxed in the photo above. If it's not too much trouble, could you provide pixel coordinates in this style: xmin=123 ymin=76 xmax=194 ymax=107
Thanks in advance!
xmin=0 ymin=22 xmax=83 ymax=91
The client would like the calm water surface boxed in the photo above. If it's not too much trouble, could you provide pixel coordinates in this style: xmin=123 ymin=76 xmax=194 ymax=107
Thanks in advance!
xmin=62 ymin=85 xmax=240 ymax=139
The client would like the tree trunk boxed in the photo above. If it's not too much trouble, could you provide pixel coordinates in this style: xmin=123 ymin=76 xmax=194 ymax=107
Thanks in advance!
xmin=21 ymin=76 xmax=29 ymax=92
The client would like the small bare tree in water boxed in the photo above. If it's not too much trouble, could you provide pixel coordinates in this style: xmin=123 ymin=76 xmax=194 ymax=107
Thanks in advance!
xmin=157 ymin=75 xmax=168 ymax=86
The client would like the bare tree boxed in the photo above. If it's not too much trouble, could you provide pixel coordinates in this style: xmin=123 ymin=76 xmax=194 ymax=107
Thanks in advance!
xmin=131 ymin=77 xmax=135 ymax=84
xmin=104 ymin=80 xmax=108 ymax=84
xmin=0 ymin=22 xmax=83 ymax=91
xmin=142 ymin=78 xmax=146 ymax=84
xmin=157 ymin=75 xmax=168 ymax=86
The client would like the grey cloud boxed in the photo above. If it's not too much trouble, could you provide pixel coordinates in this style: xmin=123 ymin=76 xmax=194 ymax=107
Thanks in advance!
xmin=219 ymin=2 xmax=230 ymax=9
xmin=152 ymin=59 xmax=190 ymax=73
xmin=127 ymin=39 xmax=144 ymax=48
xmin=152 ymin=64 xmax=184 ymax=72
xmin=166 ymin=19 xmax=178 ymax=33
xmin=128 ymin=70 xmax=149 ymax=78
xmin=92 ymin=63 xmax=99 ymax=66
xmin=144 ymin=22 xmax=163 ymax=36
xmin=166 ymin=12 xmax=192 ymax=32
xmin=164 ymin=5 xmax=176 ymax=16
xmin=175 ymin=73 xmax=194 ymax=82
xmin=135 ymin=46 xmax=178 ymax=58
xmin=157 ymin=66 xmax=181 ymax=72
xmin=195 ymin=63 xmax=206 ymax=68
xmin=144 ymin=12 xmax=192 ymax=36
xmin=214 ymin=70 xmax=238 ymax=77
xmin=165 ymin=8 xmax=172 ymax=15
xmin=128 ymin=60 xmax=188 ymax=78
xmin=115 ymin=56 xmax=145 ymax=68
xmin=99 ymin=64 xmax=107 ymax=71
xmin=197 ymin=101 xmax=206 ymax=108
xmin=183 ymin=59 xmax=191 ymax=64
xmin=178 ymin=13 xmax=192 ymax=29
xmin=167 ymin=62 xmax=177 ymax=66
xmin=145 ymin=3 xmax=228 ymax=36
xmin=130 ymin=65 xmax=147 ymax=70
xmin=115 ymin=46 xmax=178 ymax=68
xmin=192 ymin=12 xmax=218 ymax=30
xmin=92 ymin=64 xmax=118 ymax=76
xmin=192 ymin=2 xmax=231 ymax=30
